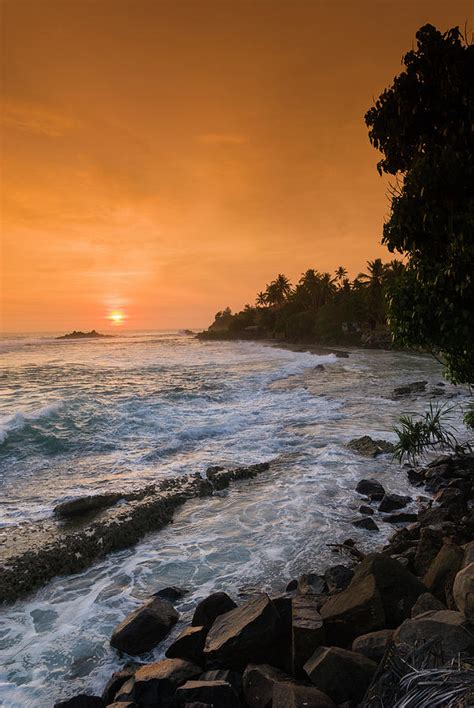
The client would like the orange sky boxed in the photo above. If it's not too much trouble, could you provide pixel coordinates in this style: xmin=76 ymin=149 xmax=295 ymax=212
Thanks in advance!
xmin=1 ymin=0 xmax=472 ymax=332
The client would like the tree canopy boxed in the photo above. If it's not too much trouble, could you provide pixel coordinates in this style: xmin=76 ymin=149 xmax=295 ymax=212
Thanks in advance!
xmin=365 ymin=24 xmax=474 ymax=383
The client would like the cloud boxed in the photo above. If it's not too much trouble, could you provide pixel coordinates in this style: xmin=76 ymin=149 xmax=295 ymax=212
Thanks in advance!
xmin=197 ymin=133 xmax=248 ymax=145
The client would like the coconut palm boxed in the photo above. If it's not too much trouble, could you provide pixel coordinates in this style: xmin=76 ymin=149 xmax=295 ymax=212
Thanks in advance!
xmin=334 ymin=265 xmax=348 ymax=284
xmin=255 ymin=291 xmax=268 ymax=307
xmin=357 ymin=258 xmax=387 ymax=290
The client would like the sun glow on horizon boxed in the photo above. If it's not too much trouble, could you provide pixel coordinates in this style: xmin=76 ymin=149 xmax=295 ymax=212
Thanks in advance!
xmin=107 ymin=310 xmax=126 ymax=325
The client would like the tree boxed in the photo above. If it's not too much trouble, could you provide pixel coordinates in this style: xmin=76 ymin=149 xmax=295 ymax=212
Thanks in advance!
xmin=365 ymin=24 xmax=474 ymax=383
xmin=334 ymin=266 xmax=348 ymax=284
xmin=265 ymin=274 xmax=292 ymax=306
xmin=255 ymin=291 xmax=268 ymax=307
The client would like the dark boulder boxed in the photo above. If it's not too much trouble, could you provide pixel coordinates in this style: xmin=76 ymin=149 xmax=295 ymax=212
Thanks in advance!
xmin=355 ymin=479 xmax=385 ymax=497
xmin=348 ymin=436 xmax=395 ymax=457
xmin=192 ymin=592 xmax=237 ymax=629
xmin=413 ymin=527 xmax=443 ymax=576
xmin=203 ymin=594 xmax=280 ymax=670
xmin=132 ymin=658 xmax=201 ymax=706
xmin=352 ymin=516 xmax=379 ymax=531
xmin=175 ymin=680 xmax=240 ymax=707
xmin=291 ymin=596 xmax=326 ymax=677
xmin=110 ymin=597 xmax=179 ymax=655
xmin=54 ymin=494 xmax=121 ymax=519
xmin=286 ymin=579 xmax=298 ymax=592
xmin=153 ymin=586 xmax=188 ymax=603
xmin=359 ymin=505 xmax=375 ymax=515
xmin=272 ymin=680 xmax=336 ymax=708
xmin=385 ymin=512 xmax=418 ymax=523
xmin=392 ymin=381 xmax=427 ymax=397
xmin=101 ymin=667 xmax=135 ymax=705
xmin=423 ymin=543 xmax=463 ymax=605
xmin=394 ymin=610 xmax=474 ymax=661
xmin=54 ymin=697 xmax=103 ymax=708
xmin=378 ymin=493 xmax=411 ymax=513
xmin=411 ymin=592 xmax=445 ymax=617
xmin=297 ymin=573 xmax=327 ymax=595
xmin=165 ymin=625 xmax=207 ymax=664
xmin=242 ymin=663 xmax=290 ymax=708
xmin=200 ymin=669 xmax=242 ymax=696
xmin=320 ymin=574 xmax=384 ymax=646
xmin=324 ymin=565 xmax=353 ymax=592
xmin=304 ymin=646 xmax=377 ymax=704
xmin=352 ymin=629 xmax=393 ymax=662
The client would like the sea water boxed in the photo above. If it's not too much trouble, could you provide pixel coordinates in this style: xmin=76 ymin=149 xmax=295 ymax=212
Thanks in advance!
xmin=0 ymin=331 xmax=469 ymax=706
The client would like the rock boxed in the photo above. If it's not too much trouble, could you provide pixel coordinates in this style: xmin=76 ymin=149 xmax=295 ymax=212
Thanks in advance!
xmin=348 ymin=436 xmax=395 ymax=458
xmin=352 ymin=629 xmax=393 ymax=662
xmin=54 ymin=697 xmax=103 ymax=708
xmin=384 ymin=512 xmax=418 ymax=523
xmin=206 ymin=463 xmax=270 ymax=490
xmin=352 ymin=517 xmax=379 ymax=531
xmin=175 ymin=680 xmax=240 ymax=707
xmin=110 ymin=597 xmax=179 ymax=655
xmin=411 ymin=592 xmax=446 ymax=617
xmin=297 ymin=573 xmax=327 ymax=595
xmin=423 ymin=543 xmax=463 ymax=604
xmin=392 ymin=381 xmax=427 ymax=397
xmin=292 ymin=596 xmax=326 ymax=676
xmin=153 ymin=586 xmax=188 ymax=603
xmin=54 ymin=494 xmax=121 ymax=519
xmin=407 ymin=468 xmax=425 ymax=487
xmin=199 ymin=669 xmax=242 ymax=696
xmin=270 ymin=595 xmax=293 ymax=672
xmin=462 ymin=541 xmax=474 ymax=568
xmin=379 ymin=493 xmax=411 ymax=513
xmin=359 ymin=505 xmax=374 ymax=515
xmin=101 ymin=667 xmax=135 ymax=705
xmin=112 ymin=678 xmax=135 ymax=702
xmin=192 ymin=592 xmax=237 ymax=629
xmin=324 ymin=565 xmax=353 ymax=592
xmin=320 ymin=574 xmax=384 ymax=646
xmin=453 ymin=563 xmax=474 ymax=621
xmin=286 ymin=579 xmax=298 ymax=592
xmin=132 ymin=658 xmax=201 ymax=706
xmin=413 ymin=527 xmax=443 ymax=576
xmin=303 ymin=646 xmax=377 ymax=704
xmin=350 ymin=553 xmax=426 ymax=626
xmin=394 ymin=610 xmax=474 ymax=660
xmin=272 ymin=681 xmax=336 ymax=708
xmin=165 ymin=626 xmax=207 ymax=664
xmin=203 ymin=594 xmax=280 ymax=670
xmin=355 ymin=479 xmax=385 ymax=497
xmin=242 ymin=663 xmax=290 ymax=708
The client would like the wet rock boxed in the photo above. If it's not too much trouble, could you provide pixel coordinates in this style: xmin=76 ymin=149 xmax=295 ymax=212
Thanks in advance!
xmin=355 ymin=479 xmax=385 ymax=497
xmin=272 ymin=681 xmax=336 ymax=708
xmin=348 ymin=436 xmax=395 ymax=458
xmin=407 ymin=468 xmax=425 ymax=487
xmin=270 ymin=594 xmax=293 ymax=672
xmin=175 ymin=680 xmax=240 ymax=707
xmin=285 ymin=579 xmax=298 ymax=592
xmin=453 ymin=563 xmax=474 ymax=620
xmin=411 ymin=592 xmax=446 ymax=617
xmin=242 ymin=663 xmax=290 ymax=708
xmin=203 ymin=594 xmax=280 ymax=670
xmin=378 ymin=493 xmax=411 ymax=513
xmin=303 ymin=646 xmax=377 ymax=704
xmin=350 ymin=553 xmax=426 ymax=626
xmin=192 ymin=592 xmax=237 ymax=629
xmin=384 ymin=512 xmax=418 ymax=523
xmin=101 ymin=667 xmax=135 ymax=705
xmin=132 ymin=658 xmax=201 ymax=706
xmin=423 ymin=543 xmax=463 ymax=604
xmin=110 ymin=597 xmax=179 ymax=655
xmin=153 ymin=586 xmax=188 ymax=603
xmin=199 ymin=669 xmax=242 ymax=697
xmin=292 ymin=596 xmax=326 ymax=676
xmin=321 ymin=574 xmax=384 ymax=646
xmin=112 ymin=677 xmax=135 ymax=702
xmin=206 ymin=463 xmax=270 ymax=490
xmin=297 ymin=573 xmax=327 ymax=595
xmin=54 ymin=697 xmax=103 ymax=708
xmin=165 ymin=625 xmax=207 ymax=664
xmin=324 ymin=565 xmax=353 ymax=592
xmin=352 ymin=629 xmax=393 ymax=662
xmin=392 ymin=381 xmax=427 ymax=397
xmin=54 ymin=494 xmax=122 ymax=519
xmin=413 ymin=527 xmax=443 ymax=576
xmin=352 ymin=517 xmax=379 ymax=531
xmin=394 ymin=610 xmax=474 ymax=661
xmin=359 ymin=505 xmax=374 ymax=515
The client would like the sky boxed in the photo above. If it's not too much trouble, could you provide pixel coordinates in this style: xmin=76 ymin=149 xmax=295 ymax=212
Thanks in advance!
xmin=1 ymin=0 xmax=472 ymax=332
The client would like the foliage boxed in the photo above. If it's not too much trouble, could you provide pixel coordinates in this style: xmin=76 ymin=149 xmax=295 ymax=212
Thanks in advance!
xmin=392 ymin=402 xmax=459 ymax=464
xmin=365 ymin=24 xmax=474 ymax=383
xmin=202 ymin=259 xmax=405 ymax=344
xmin=464 ymin=402 xmax=474 ymax=431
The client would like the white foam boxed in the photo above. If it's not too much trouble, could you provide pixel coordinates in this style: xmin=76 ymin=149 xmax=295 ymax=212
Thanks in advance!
xmin=0 ymin=402 xmax=63 ymax=444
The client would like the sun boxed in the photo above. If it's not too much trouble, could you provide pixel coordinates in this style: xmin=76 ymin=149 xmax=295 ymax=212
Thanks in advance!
xmin=108 ymin=310 xmax=126 ymax=325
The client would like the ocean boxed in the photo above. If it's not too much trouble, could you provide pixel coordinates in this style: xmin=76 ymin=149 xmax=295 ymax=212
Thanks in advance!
xmin=0 ymin=331 xmax=469 ymax=706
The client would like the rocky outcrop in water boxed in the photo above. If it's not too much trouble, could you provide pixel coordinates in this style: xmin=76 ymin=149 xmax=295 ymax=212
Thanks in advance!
xmin=348 ymin=435 xmax=395 ymax=458
xmin=0 ymin=463 xmax=271 ymax=604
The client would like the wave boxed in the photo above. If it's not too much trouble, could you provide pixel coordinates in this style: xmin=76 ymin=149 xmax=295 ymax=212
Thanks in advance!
xmin=0 ymin=401 xmax=64 ymax=445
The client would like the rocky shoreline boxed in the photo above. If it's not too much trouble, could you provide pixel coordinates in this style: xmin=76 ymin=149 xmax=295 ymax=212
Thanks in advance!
xmin=52 ymin=451 xmax=474 ymax=707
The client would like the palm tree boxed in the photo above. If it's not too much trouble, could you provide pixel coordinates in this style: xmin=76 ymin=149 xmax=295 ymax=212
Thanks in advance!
xmin=265 ymin=274 xmax=292 ymax=306
xmin=255 ymin=291 xmax=268 ymax=307
xmin=334 ymin=266 xmax=348 ymax=284
xmin=357 ymin=258 xmax=387 ymax=290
